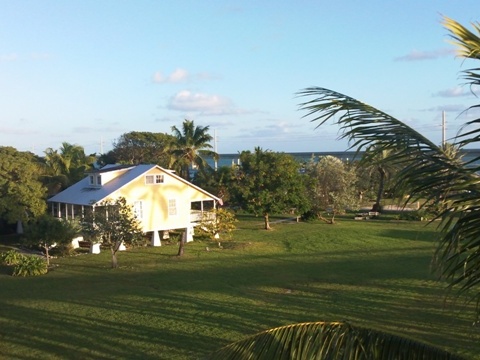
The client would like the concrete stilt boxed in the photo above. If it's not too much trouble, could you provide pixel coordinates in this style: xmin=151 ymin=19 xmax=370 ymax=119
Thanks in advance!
xmin=151 ymin=230 xmax=161 ymax=246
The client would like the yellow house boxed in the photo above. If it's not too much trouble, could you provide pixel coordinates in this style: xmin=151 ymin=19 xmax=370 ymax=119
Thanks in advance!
xmin=47 ymin=164 xmax=223 ymax=246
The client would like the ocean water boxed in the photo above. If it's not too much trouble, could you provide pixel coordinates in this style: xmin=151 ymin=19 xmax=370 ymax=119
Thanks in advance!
xmin=206 ymin=149 xmax=480 ymax=168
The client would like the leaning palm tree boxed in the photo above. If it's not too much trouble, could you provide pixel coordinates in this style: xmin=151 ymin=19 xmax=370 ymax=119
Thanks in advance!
xmin=208 ymin=322 xmax=464 ymax=359
xmin=298 ymin=16 xmax=480 ymax=316
xmin=171 ymin=119 xmax=219 ymax=180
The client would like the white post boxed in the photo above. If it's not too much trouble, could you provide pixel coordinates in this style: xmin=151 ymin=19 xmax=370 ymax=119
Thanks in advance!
xmin=151 ymin=231 xmax=161 ymax=246
xmin=186 ymin=226 xmax=194 ymax=242
xmin=90 ymin=243 xmax=101 ymax=254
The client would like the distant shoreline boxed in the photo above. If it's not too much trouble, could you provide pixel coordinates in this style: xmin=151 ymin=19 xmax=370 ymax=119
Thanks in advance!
xmin=208 ymin=149 xmax=480 ymax=167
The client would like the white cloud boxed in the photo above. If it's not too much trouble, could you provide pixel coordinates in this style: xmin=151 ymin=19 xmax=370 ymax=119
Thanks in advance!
xmin=153 ymin=68 xmax=190 ymax=83
xmin=422 ymin=104 xmax=466 ymax=112
xmin=153 ymin=68 xmax=220 ymax=84
xmin=394 ymin=48 xmax=454 ymax=61
xmin=0 ymin=53 xmax=19 ymax=62
xmin=167 ymin=90 xmax=235 ymax=115
xmin=30 ymin=52 xmax=51 ymax=60
xmin=433 ymin=87 xmax=471 ymax=98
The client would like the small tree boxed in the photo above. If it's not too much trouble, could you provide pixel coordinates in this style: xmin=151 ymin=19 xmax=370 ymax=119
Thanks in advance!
xmin=231 ymin=148 xmax=310 ymax=230
xmin=196 ymin=208 xmax=237 ymax=245
xmin=81 ymin=197 xmax=144 ymax=268
xmin=304 ymin=155 xmax=360 ymax=223
xmin=23 ymin=215 xmax=79 ymax=265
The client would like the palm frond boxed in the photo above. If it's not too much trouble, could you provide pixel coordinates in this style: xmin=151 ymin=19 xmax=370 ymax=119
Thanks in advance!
xmin=298 ymin=15 xmax=480 ymax=316
xmin=207 ymin=321 xmax=464 ymax=360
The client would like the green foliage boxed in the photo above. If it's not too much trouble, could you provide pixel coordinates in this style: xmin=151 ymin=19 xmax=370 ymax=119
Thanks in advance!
xmin=0 ymin=249 xmax=24 ymax=266
xmin=42 ymin=142 xmax=96 ymax=195
xmin=304 ymin=155 xmax=360 ymax=222
xmin=193 ymin=166 xmax=234 ymax=203
xmin=98 ymin=131 xmax=176 ymax=167
xmin=23 ymin=215 xmax=79 ymax=265
xmin=298 ymin=16 xmax=480 ymax=316
xmin=231 ymin=148 xmax=310 ymax=229
xmin=81 ymin=197 xmax=144 ymax=268
xmin=171 ymin=119 xmax=218 ymax=179
xmin=11 ymin=255 xmax=48 ymax=277
xmin=0 ymin=146 xmax=47 ymax=224
xmin=195 ymin=208 xmax=238 ymax=240
xmin=208 ymin=321 xmax=464 ymax=360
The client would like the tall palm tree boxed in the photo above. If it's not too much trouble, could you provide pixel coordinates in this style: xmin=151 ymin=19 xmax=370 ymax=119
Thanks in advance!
xmin=298 ymin=16 xmax=480 ymax=315
xmin=171 ymin=119 xmax=218 ymax=180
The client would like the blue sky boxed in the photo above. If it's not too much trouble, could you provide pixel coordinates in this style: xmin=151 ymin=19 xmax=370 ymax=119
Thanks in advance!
xmin=1 ymin=1 xmax=480 ymax=155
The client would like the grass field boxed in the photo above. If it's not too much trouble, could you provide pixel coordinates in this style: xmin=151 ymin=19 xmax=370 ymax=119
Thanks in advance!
xmin=1 ymin=215 xmax=479 ymax=359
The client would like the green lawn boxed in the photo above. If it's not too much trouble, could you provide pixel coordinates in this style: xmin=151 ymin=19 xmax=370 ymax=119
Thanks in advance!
xmin=1 ymin=215 xmax=479 ymax=359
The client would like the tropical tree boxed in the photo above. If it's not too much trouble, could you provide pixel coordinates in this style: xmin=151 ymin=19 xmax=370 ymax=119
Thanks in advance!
xmin=170 ymin=119 xmax=218 ymax=180
xmin=23 ymin=215 xmax=79 ymax=266
xmin=99 ymin=131 xmax=176 ymax=167
xmin=231 ymin=148 xmax=310 ymax=230
xmin=80 ymin=197 xmax=144 ymax=268
xmin=0 ymin=146 xmax=46 ymax=228
xmin=358 ymin=145 xmax=401 ymax=211
xmin=208 ymin=321 xmax=464 ymax=359
xmin=42 ymin=142 xmax=95 ymax=195
xmin=298 ymin=16 xmax=480 ymax=315
xmin=193 ymin=165 xmax=234 ymax=204
xmin=304 ymin=155 xmax=360 ymax=223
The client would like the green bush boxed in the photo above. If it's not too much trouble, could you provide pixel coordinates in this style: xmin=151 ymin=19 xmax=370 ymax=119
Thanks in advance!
xmin=397 ymin=209 xmax=438 ymax=221
xmin=12 ymin=255 xmax=48 ymax=277
xmin=49 ymin=243 xmax=75 ymax=257
xmin=0 ymin=250 xmax=25 ymax=266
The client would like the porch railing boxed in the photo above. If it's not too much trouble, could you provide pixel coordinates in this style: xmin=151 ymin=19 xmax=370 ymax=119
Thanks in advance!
xmin=190 ymin=210 xmax=215 ymax=223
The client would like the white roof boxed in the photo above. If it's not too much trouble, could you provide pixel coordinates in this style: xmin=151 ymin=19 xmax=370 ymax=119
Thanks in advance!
xmin=48 ymin=164 xmax=222 ymax=206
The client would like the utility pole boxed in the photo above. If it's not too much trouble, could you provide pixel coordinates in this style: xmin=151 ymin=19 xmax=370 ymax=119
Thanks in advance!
xmin=442 ymin=111 xmax=446 ymax=148
xmin=214 ymin=129 xmax=218 ymax=171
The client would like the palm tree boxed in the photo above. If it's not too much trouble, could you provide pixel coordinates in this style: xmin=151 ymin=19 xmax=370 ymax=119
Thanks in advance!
xmin=298 ymin=16 xmax=480 ymax=315
xmin=170 ymin=119 xmax=218 ymax=180
xmin=42 ymin=142 xmax=96 ymax=195
xmin=208 ymin=322 xmax=464 ymax=359
xmin=360 ymin=145 xmax=400 ymax=212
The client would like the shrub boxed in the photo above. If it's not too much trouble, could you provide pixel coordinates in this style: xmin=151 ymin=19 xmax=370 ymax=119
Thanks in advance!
xmin=12 ymin=255 xmax=48 ymax=277
xmin=49 ymin=243 xmax=75 ymax=257
xmin=0 ymin=250 xmax=25 ymax=266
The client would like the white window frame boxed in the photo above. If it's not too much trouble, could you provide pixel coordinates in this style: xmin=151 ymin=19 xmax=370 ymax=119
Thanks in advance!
xmin=168 ymin=198 xmax=177 ymax=216
xmin=145 ymin=174 xmax=164 ymax=185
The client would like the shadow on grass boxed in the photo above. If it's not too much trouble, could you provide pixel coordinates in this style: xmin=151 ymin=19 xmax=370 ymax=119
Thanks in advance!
xmin=0 ymin=247 xmax=479 ymax=359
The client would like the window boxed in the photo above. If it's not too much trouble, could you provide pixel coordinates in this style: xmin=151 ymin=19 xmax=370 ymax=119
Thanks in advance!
xmin=145 ymin=174 xmax=164 ymax=184
xmin=96 ymin=175 xmax=102 ymax=186
xmin=89 ymin=175 xmax=94 ymax=185
xmin=168 ymin=199 xmax=177 ymax=216
xmin=133 ymin=201 xmax=143 ymax=220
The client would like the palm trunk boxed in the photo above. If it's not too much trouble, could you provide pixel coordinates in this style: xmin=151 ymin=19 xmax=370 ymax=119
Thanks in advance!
xmin=264 ymin=213 xmax=271 ymax=230
xmin=374 ymin=166 xmax=386 ymax=212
